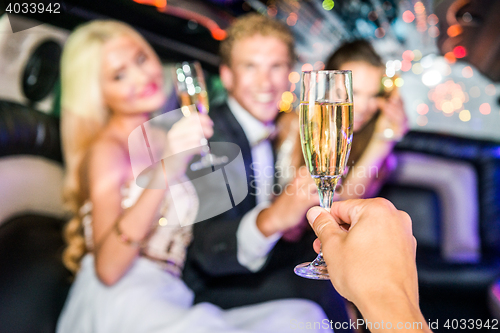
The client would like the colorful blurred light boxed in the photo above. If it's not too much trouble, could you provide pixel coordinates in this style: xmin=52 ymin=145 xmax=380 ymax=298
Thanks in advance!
xmin=412 ymin=63 xmax=423 ymax=75
xmin=462 ymin=66 xmax=473 ymax=78
xmin=429 ymin=80 xmax=466 ymax=114
xmin=402 ymin=50 xmax=414 ymax=61
xmin=282 ymin=91 xmax=294 ymax=104
xmin=383 ymin=78 xmax=394 ymax=88
xmin=427 ymin=14 xmax=439 ymax=25
xmin=279 ymin=100 xmax=291 ymax=112
xmin=428 ymin=26 xmax=440 ymax=38
xmin=402 ymin=10 xmax=415 ymax=23
xmin=422 ymin=70 xmax=442 ymax=87
xmin=485 ymin=84 xmax=496 ymax=96
xmin=401 ymin=60 xmax=412 ymax=72
xmin=444 ymin=52 xmax=456 ymax=64
xmin=480 ymin=103 xmax=491 ymax=115
xmin=394 ymin=78 xmax=404 ymax=87
xmin=314 ymin=61 xmax=325 ymax=70
xmin=413 ymin=50 xmax=422 ymax=61
xmin=453 ymin=46 xmax=467 ymax=58
xmin=287 ymin=13 xmax=298 ymax=26
xmin=322 ymin=0 xmax=334 ymax=11
xmin=417 ymin=103 xmax=429 ymax=115
xmin=416 ymin=115 xmax=428 ymax=126
xmin=301 ymin=63 xmax=313 ymax=72
xmin=289 ymin=72 xmax=300 ymax=84
xmin=375 ymin=28 xmax=385 ymax=38
xmin=414 ymin=2 xmax=425 ymax=14
xmin=459 ymin=110 xmax=471 ymax=122
xmin=447 ymin=24 xmax=462 ymax=37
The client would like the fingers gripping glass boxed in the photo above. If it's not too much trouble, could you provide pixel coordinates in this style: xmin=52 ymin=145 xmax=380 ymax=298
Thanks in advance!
xmin=294 ymin=70 xmax=353 ymax=280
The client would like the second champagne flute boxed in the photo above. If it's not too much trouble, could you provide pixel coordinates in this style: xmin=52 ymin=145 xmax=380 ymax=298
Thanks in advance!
xmin=294 ymin=70 xmax=353 ymax=280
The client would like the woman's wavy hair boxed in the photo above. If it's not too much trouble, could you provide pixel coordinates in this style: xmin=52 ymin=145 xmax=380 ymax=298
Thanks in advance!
xmin=60 ymin=20 xmax=155 ymax=273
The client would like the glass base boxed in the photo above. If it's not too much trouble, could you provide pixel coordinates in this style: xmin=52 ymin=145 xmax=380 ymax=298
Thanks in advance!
xmin=294 ymin=261 xmax=330 ymax=280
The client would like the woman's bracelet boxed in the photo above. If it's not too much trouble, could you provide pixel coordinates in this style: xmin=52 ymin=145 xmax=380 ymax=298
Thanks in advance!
xmin=114 ymin=220 xmax=151 ymax=247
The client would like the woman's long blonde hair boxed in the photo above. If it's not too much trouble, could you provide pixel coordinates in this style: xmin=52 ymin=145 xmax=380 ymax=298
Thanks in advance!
xmin=60 ymin=20 xmax=156 ymax=273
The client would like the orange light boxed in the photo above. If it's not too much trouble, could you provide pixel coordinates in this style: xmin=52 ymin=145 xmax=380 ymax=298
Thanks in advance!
xmin=447 ymin=24 xmax=462 ymax=38
xmin=132 ymin=0 xmax=166 ymax=8
xmin=402 ymin=10 xmax=415 ymax=23
xmin=211 ymin=28 xmax=227 ymax=41
xmin=444 ymin=52 xmax=456 ymax=64
xmin=289 ymin=72 xmax=300 ymax=84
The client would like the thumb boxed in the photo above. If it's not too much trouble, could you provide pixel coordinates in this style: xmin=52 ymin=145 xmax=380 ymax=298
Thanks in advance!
xmin=306 ymin=207 xmax=345 ymax=244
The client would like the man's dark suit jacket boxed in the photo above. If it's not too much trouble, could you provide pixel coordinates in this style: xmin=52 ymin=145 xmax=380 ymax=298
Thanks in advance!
xmin=182 ymin=101 xmax=351 ymax=329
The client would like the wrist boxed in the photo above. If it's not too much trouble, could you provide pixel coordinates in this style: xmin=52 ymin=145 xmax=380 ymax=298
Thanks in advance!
xmin=356 ymin=286 xmax=428 ymax=332
xmin=256 ymin=207 xmax=281 ymax=237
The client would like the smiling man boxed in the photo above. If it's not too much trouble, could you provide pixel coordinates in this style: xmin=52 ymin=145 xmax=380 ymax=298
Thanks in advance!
xmin=182 ymin=14 xmax=351 ymax=331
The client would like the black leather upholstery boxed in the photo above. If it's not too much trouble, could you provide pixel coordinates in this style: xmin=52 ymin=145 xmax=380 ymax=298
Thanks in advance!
xmin=0 ymin=101 xmax=68 ymax=333
xmin=0 ymin=101 xmax=62 ymax=162
xmin=0 ymin=215 xmax=71 ymax=333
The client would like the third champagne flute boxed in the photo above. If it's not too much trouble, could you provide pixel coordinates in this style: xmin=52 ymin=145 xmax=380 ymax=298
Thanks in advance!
xmin=294 ymin=70 xmax=353 ymax=280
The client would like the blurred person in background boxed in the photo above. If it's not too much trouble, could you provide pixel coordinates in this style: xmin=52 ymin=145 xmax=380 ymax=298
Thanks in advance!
xmin=183 ymin=13 xmax=352 ymax=329
xmin=56 ymin=19 xmax=331 ymax=333
xmin=325 ymin=40 xmax=409 ymax=200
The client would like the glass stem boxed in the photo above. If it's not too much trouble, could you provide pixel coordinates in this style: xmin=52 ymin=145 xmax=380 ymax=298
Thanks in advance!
xmin=313 ymin=177 xmax=340 ymax=268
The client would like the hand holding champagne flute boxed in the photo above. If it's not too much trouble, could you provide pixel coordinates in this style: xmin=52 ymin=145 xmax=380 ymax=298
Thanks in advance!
xmin=294 ymin=70 xmax=353 ymax=280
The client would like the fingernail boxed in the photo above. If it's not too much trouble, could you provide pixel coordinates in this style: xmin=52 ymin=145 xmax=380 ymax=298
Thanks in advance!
xmin=307 ymin=206 xmax=323 ymax=225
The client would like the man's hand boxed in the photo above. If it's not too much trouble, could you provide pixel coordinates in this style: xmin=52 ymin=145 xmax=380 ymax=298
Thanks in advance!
xmin=307 ymin=198 xmax=431 ymax=332
xmin=257 ymin=167 xmax=319 ymax=237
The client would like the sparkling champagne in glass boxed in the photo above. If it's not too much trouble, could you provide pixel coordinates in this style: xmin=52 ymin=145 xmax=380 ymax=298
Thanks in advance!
xmin=294 ymin=70 xmax=353 ymax=280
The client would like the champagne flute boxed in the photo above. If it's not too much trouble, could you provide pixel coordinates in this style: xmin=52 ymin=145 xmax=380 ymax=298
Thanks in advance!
xmin=294 ymin=70 xmax=353 ymax=280
xmin=172 ymin=61 xmax=214 ymax=168
xmin=172 ymin=61 xmax=209 ymax=115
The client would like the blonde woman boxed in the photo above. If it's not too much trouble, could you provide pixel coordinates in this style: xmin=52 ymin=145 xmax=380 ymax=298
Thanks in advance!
xmin=56 ymin=20 xmax=329 ymax=333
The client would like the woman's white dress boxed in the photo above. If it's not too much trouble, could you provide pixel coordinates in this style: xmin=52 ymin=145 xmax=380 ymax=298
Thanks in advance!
xmin=56 ymin=180 xmax=332 ymax=333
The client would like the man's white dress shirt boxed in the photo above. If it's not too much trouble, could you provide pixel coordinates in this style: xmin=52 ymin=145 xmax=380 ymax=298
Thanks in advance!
xmin=227 ymin=97 xmax=283 ymax=272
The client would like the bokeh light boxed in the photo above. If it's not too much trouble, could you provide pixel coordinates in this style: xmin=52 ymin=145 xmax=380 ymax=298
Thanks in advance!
xmin=401 ymin=60 xmax=412 ymax=72
xmin=427 ymin=14 xmax=439 ymax=25
xmin=429 ymin=80 xmax=466 ymax=114
xmin=417 ymin=103 xmax=429 ymax=115
xmin=412 ymin=63 xmax=423 ymax=75
xmin=462 ymin=66 xmax=473 ymax=78
xmin=402 ymin=10 xmax=415 ymax=23
xmin=413 ymin=50 xmax=422 ymax=61
xmin=279 ymin=100 xmax=291 ymax=112
xmin=322 ymin=0 xmax=334 ymax=11
xmin=453 ymin=46 xmax=467 ymax=59
xmin=428 ymin=26 xmax=440 ymax=38
xmin=444 ymin=52 xmax=456 ymax=64
xmin=402 ymin=50 xmax=414 ymax=61
xmin=287 ymin=13 xmax=298 ymax=26
xmin=485 ymin=84 xmax=496 ymax=96
xmin=289 ymin=72 xmax=300 ymax=83
xmin=375 ymin=28 xmax=385 ymax=38
xmin=480 ymin=103 xmax=491 ymax=115
xmin=417 ymin=115 xmax=428 ymax=126
xmin=394 ymin=77 xmax=404 ymax=87
xmin=459 ymin=110 xmax=471 ymax=122
xmin=447 ymin=24 xmax=462 ymax=37
xmin=282 ymin=91 xmax=294 ymax=104
xmin=314 ymin=61 xmax=325 ymax=70
xmin=422 ymin=70 xmax=442 ymax=87
xmin=301 ymin=63 xmax=313 ymax=72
